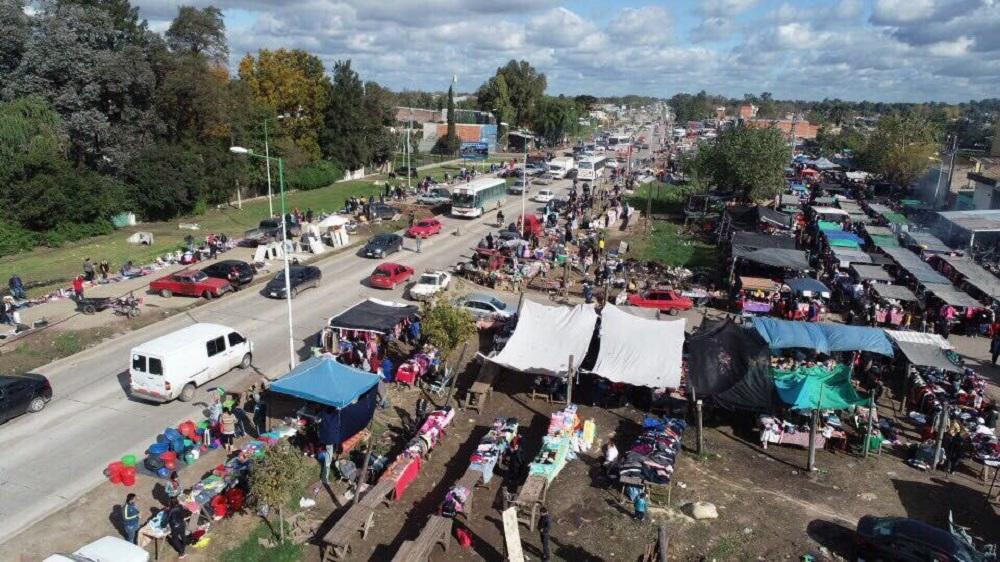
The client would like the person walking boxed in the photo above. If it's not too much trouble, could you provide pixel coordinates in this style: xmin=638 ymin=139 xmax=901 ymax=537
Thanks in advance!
xmin=99 ymin=260 xmax=110 ymax=280
xmin=219 ymin=407 xmax=238 ymax=455
xmin=122 ymin=493 xmax=141 ymax=544
xmin=166 ymin=499 xmax=189 ymax=559
xmin=8 ymin=275 xmax=26 ymax=300
xmin=538 ymin=505 xmax=551 ymax=561
xmin=83 ymin=258 xmax=95 ymax=281
xmin=164 ymin=471 xmax=182 ymax=503
xmin=991 ymin=331 xmax=1000 ymax=365
xmin=634 ymin=491 xmax=648 ymax=522
xmin=320 ymin=443 xmax=335 ymax=484
xmin=415 ymin=235 xmax=422 ymax=253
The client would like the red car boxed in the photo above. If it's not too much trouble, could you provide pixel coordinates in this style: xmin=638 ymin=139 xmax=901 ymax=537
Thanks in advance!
xmin=407 ymin=218 xmax=443 ymax=238
xmin=149 ymin=269 xmax=232 ymax=299
xmin=626 ymin=289 xmax=693 ymax=315
xmin=369 ymin=262 xmax=415 ymax=289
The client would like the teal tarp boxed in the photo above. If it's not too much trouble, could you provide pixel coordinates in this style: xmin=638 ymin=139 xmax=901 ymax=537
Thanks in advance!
xmin=270 ymin=356 xmax=379 ymax=408
xmin=751 ymin=317 xmax=894 ymax=356
xmin=772 ymin=364 xmax=869 ymax=410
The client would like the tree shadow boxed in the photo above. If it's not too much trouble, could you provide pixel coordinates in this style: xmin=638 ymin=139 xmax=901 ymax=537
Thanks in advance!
xmin=890 ymin=476 xmax=1000 ymax=545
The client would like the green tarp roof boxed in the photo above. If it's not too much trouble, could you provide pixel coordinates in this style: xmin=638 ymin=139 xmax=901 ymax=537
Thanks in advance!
xmin=818 ymin=221 xmax=842 ymax=231
xmin=772 ymin=364 xmax=869 ymax=410
xmin=870 ymin=234 xmax=900 ymax=248
xmin=828 ymin=238 xmax=861 ymax=248
xmin=882 ymin=211 xmax=910 ymax=226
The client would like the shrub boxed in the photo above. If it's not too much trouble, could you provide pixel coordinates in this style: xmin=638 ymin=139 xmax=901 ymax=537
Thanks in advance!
xmin=41 ymin=220 xmax=114 ymax=248
xmin=0 ymin=224 xmax=39 ymax=257
xmin=287 ymin=161 xmax=343 ymax=191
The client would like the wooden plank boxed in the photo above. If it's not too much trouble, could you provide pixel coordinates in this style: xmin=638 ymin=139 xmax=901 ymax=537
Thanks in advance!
xmin=358 ymin=479 xmax=395 ymax=508
xmin=502 ymin=506 xmax=525 ymax=562
xmin=657 ymin=524 xmax=669 ymax=562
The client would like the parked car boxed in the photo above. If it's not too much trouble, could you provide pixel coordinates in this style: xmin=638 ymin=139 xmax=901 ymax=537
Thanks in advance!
xmin=263 ymin=265 xmax=321 ymax=298
xmin=626 ymin=289 xmax=693 ymax=315
xmin=0 ymin=373 xmax=52 ymax=424
xmin=370 ymin=203 xmax=401 ymax=221
xmin=509 ymin=178 xmax=531 ymax=194
xmin=533 ymin=189 xmax=555 ymax=203
xmin=43 ymin=536 xmax=150 ymax=562
xmin=455 ymin=293 xmax=515 ymax=322
xmin=417 ymin=187 xmax=451 ymax=206
xmin=149 ymin=270 xmax=232 ymax=299
xmin=409 ymin=270 xmax=452 ymax=301
xmin=564 ymin=168 xmax=578 ymax=179
xmin=364 ymin=233 xmax=404 ymax=258
xmin=201 ymin=259 xmax=255 ymax=288
xmin=242 ymin=217 xmax=301 ymax=246
xmin=129 ymin=323 xmax=253 ymax=403
xmin=407 ymin=218 xmax=443 ymax=238
xmin=855 ymin=515 xmax=989 ymax=562
xmin=369 ymin=262 xmax=415 ymax=289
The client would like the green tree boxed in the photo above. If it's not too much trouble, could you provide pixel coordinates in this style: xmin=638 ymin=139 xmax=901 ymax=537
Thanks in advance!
xmin=858 ymin=113 xmax=938 ymax=186
xmin=691 ymin=123 xmax=790 ymax=201
xmin=421 ymin=296 xmax=475 ymax=355
xmin=573 ymin=94 xmax=597 ymax=111
xmin=124 ymin=142 xmax=205 ymax=220
xmin=320 ymin=59 xmax=368 ymax=170
xmin=532 ymin=96 xmax=579 ymax=146
xmin=165 ymin=6 xmax=227 ymax=62
xmin=476 ymin=60 xmax=546 ymax=127
xmin=0 ymin=0 xmax=28 ymax=80
xmin=249 ymin=441 xmax=304 ymax=543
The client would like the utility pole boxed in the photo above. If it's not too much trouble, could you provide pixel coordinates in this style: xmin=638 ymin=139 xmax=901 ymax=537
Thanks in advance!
xmin=407 ymin=108 xmax=413 ymax=192
xmin=566 ymin=355 xmax=575 ymax=406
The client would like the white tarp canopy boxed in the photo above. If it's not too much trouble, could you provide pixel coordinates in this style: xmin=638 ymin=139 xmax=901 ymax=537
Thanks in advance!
xmin=318 ymin=214 xmax=350 ymax=228
xmin=489 ymin=300 xmax=598 ymax=375
xmin=590 ymin=304 xmax=685 ymax=388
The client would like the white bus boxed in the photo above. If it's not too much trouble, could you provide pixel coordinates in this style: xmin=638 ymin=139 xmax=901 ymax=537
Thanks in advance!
xmin=577 ymin=155 xmax=609 ymax=181
xmin=451 ymin=177 xmax=508 ymax=218
xmin=606 ymin=133 xmax=631 ymax=153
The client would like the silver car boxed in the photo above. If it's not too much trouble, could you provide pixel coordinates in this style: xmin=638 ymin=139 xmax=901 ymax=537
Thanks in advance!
xmin=455 ymin=293 xmax=514 ymax=321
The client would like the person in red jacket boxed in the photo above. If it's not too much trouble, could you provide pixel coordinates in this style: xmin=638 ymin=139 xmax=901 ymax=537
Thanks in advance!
xmin=71 ymin=275 xmax=85 ymax=301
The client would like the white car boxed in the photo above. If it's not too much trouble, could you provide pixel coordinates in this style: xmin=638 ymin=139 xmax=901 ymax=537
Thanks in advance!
xmin=533 ymin=189 xmax=555 ymax=203
xmin=409 ymin=270 xmax=452 ymax=301
xmin=43 ymin=536 xmax=150 ymax=562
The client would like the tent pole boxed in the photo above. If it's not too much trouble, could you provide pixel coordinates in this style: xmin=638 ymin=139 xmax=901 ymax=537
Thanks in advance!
xmin=807 ymin=408 xmax=818 ymax=471
xmin=352 ymin=415 xmax=377 ymax=505
xmin=444 ymin=342 xmax=470 ymax=409
xmin=863 ymin=400 xmax=875 ymax=459
xmin=696 ymin=399 xmax=704 ymax=455
xmin=566 ymin=355 xmax=575 ymax=406
xmin=933 ymin=409 xmax=947 ymax=471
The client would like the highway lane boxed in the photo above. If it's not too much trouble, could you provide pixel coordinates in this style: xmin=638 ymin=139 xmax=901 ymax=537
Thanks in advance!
xmin=0 ymin=174 xmax=576 ymax=547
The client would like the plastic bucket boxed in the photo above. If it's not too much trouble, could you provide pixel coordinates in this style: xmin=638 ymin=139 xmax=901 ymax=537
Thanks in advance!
xmin=157 ymin=466 xmax=170 ymax=478
xmin=121 ymin=454 xmax=137 ymax=467
xmin=160 ymin=450 xmax=177 ymax=462
xmin=148 ymin=442 xmax=169 ymax=455
xmin=164 ymin=459 xmax=177 ymax=471
xmin=121 ymin=471 xmax=136 ymax=486
xmin=170 ymin=438 xmax=186 ymax=452
xmin=107 ymin=461 xmax=124 ymax=484
xmin=164 ymin=428 xmax=181 ymax=441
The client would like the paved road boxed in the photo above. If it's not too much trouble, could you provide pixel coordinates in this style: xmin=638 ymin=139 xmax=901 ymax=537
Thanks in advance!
xmin=0 ymin=174 xmax=584 ymax=547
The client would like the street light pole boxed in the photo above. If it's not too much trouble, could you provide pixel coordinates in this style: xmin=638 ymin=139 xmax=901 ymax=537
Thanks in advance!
xmin=521 ymin=150 xmax=527 ymax=238
xmin=263 ymin=119 xmax=274 ymax=218
xmin=230 ymin=146 xmax=297 ymax=371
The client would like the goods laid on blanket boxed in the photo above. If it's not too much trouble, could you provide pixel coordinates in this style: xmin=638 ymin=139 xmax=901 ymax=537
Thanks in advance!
xmin=392 ymin=345 xmax=441 ymax=386
xmin=615 ymin=417 xmax=685 ymax=486
xmin=528 ymin=406 xmax=595 ymax=483
xmin=469 ymin=417 xmax=520 ymax=484
xmin=758 ymin=413 xmax=846 ymax=450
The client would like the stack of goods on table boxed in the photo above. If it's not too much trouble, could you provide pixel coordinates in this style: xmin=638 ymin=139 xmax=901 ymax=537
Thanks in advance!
xmin=394 ymin=346 xmax=441 ymax=386
xmin=469 ymin=417 xmax=519 ymax=484
xmin=380 ymin=407 xmax=454 ymax=500
xmin=180 ymin=442 xmax=260 ymax=520
xmin=617 ymin=417 xmax=685 ymax=486
xmin=528 ymin=406 xmax=595 ymax=483
xmin=440 ymin=485 xmax=470 ymax=518
xmin=908 ymin=368 xmax=990 ymax=423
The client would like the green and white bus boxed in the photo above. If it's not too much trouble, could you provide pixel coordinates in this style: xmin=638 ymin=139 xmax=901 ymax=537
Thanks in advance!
xmin=450 ymin=178 xmax=507 ymax=218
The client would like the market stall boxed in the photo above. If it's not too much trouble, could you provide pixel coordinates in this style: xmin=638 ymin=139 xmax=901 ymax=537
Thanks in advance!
xmin=489 ymin=299 xmax=598 ymax=375
xmin=589 ymin=303 xmax=685 ymax=389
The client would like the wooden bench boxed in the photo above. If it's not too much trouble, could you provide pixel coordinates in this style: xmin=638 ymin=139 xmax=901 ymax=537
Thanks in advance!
xmin=358 ymin=479 xmax=396 ymax=509
xmin=455 ymin=469 xmax=484 ymax=517
xmin=513 ymin=474 xmax=548 ymax=531
xmin=390 ymin=515 xmax=452 ymax=562
xmin=465 ymin=381 xmax=492 ymax=414
xmin=320 ymin=505 xmax=375 ymax=561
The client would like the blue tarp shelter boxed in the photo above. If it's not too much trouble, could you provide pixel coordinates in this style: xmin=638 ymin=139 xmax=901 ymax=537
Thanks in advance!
xmin=784 ymin=277 xmax=831 ymax=297
xmin=823 ymin=231 xmax=864 ymax=245
xmin=270 ymin=357 xmax=379 ymax=446
xmin=751 ymin=317 xmax=894 ymax=356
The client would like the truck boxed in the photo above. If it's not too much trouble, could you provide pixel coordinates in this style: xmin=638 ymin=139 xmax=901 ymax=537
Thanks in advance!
xmin=546 ymin=157 xmax=575 ymax=179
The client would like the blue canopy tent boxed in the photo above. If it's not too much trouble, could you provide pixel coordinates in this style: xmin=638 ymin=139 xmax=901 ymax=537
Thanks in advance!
xmin=270 ymin=357 xmax=379 ymax=446
xmin=751 ymin=317 xmax=894 ymax=356
xmin=823 ymin=230 xmax=864 ymax=246
xmin=784 ymin=277 xmax=831 ymax=298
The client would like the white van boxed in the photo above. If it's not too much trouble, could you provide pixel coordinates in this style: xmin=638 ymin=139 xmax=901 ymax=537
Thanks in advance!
xmin=546 ymin=157 xmax=575 ymax=179
xmin=129 ymin=323 xmax=253 ymax=403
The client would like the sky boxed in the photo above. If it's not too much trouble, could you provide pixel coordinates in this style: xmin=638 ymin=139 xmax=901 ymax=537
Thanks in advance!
xmin=132 ymin=0 xmax=1000 ymax=103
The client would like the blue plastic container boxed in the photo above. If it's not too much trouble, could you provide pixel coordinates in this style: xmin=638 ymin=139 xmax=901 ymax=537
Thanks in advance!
xmin=170 ymin=438 xmax=186 ymax=452
xmin=148 ymin=442 xmax=169 ymax=455
xmin=156 ymin=466 xmax=170 ymax=478
xmin=164 ymin=428 xmax=181 ymax=441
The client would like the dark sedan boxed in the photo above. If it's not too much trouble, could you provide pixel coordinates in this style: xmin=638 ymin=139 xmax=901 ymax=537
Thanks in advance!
xmin=363 ymin=233 xmax=403 ymax=258
xmin=1 ymin=373 xmax=52 ymax=424
xmin=263 ymin=265 xmax=321 ymax=299
xmin=855 ymin=515 xmax=988 ymax=562
xmin=370 ymin=204 xmax=400 ymax=221
xmin=201 ymin=259 xmax=255 ymax=288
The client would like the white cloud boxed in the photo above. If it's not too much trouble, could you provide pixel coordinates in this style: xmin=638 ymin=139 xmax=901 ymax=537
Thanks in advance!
xmin=927 ymin=35 xmax=974 ymax=56
xmin=699 ymin=0 xmax=760 ymax=17
xmin=871 ymin=0 xmax=938 ymax=24
xmin=608 ymin=6 xmax=673 ymax=45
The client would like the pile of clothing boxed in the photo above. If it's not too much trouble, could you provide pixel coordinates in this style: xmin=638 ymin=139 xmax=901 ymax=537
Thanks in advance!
xmin=405 ymin=407 xmax=454 ymax=457
xmin=617 ymin=417 xmax=686 ymax=485
xmin=469 ymin=417 xmax=519 ymax=483
xmin=395 ymin=347 xmax=441 ymax=386
xmin=440 ymin=485 xmax=470 ymax=518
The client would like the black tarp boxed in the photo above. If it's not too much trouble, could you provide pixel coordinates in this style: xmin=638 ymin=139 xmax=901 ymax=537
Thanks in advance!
xmin=725 ymin=206 xmax=760 ymax=231
xmin=758 ymin=207 xmax=795 ymax=229
xmin=687 ymin=318 xmax=781 ymax=412
xmin=714 ymin=361 xmax=783 ymax=412
xmin=732 ymin=232 xmax=797 ymax=255
xmin=329 ymin=299 xmax=419 ymax=333
xmin=740 ymin=248 xmax=810 ymax=270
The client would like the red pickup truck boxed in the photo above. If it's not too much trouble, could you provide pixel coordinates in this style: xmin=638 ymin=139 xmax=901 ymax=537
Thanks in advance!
xmin=626 ymin=289 xmax=693 ymax=315
xmin=149 ymin=270 xmax=232 ymax=299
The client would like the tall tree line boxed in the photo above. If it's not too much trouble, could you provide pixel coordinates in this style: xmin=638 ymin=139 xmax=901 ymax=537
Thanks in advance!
xmin=0 ymin=0 xmax=396 ymax=256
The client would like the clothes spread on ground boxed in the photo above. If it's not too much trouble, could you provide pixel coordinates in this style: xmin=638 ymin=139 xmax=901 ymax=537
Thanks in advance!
xmin=616 ymin=417 xmax=685 ymax=486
